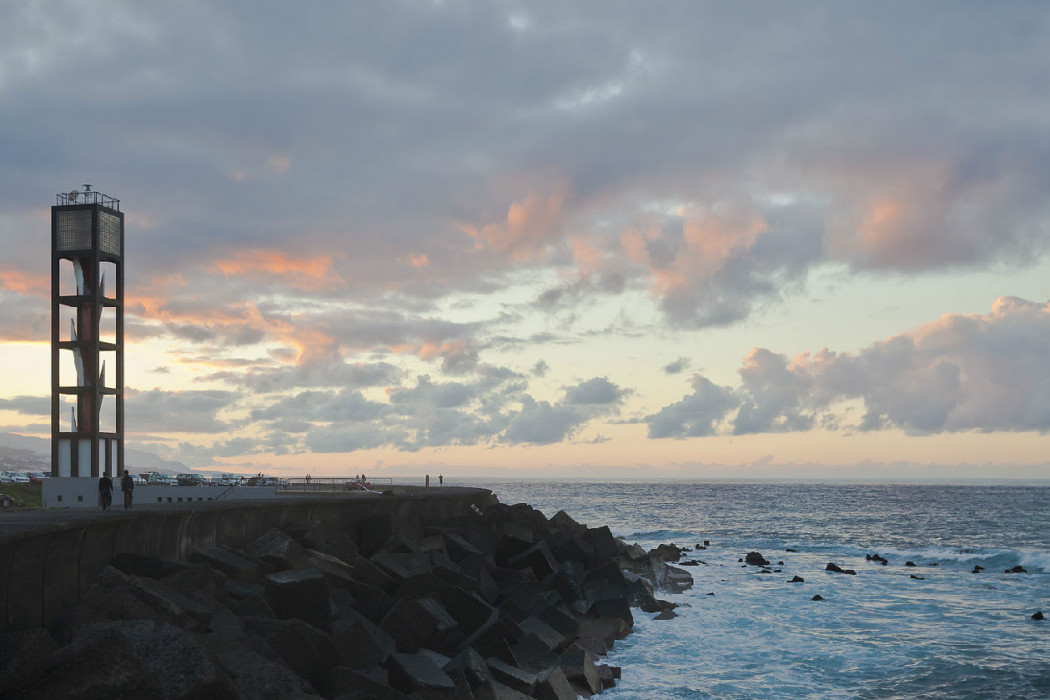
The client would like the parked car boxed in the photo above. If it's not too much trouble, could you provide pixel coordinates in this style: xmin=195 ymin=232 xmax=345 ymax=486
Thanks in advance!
xmin=176 ymin=473 xmax=207 ymax=486
xmin=0 ymin=471 xmax=30 ymax=484
xmin=147 ymin=473 xmax=177 ymax=486
xmin=26 ymin=472 xmax=51 ymax=485
xmin=212 ymin=474 xmax=245 ymax=486
xmin=129 ymin=474 xmax=148 ymax=486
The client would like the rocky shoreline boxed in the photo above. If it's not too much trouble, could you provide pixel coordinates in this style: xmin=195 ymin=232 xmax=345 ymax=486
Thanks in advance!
xmin=0 ymin=498 xmax=693 ymax=699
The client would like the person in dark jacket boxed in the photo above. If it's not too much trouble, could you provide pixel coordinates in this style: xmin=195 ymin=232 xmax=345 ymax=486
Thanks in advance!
xmin=121 ymin=470 xmax=134 ymax=510
xmin=98 ymin=472 xmax=113 ymax=511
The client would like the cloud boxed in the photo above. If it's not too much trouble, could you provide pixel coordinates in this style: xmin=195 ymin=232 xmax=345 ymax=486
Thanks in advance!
xmin=663 ymin=357 xmax=690 ymax=374
xmin=125 ymin=388 xmax=236 ymax=434
xmin=563 ymin=377 xmax=627 ymax=406
xmin=502 ymin=397 xmax=583 ymax=445
xmin=0 ymin=395 xmax=49 ymax=416
xmin=645 ymin=375 xmax=740 ymax=439
xmin=647 ymin=297 xmax=1050 ymax=438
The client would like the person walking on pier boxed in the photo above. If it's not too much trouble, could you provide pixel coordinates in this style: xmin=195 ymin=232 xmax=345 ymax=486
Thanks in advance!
xmin=121 ymin=470 xmax=135 ymax=510
xmin=98 ymin=472 xmax=113 ymax=511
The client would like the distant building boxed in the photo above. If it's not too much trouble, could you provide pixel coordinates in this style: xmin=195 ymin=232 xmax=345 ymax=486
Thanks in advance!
xmin=51 ymin=185 xmax=124 ymax=477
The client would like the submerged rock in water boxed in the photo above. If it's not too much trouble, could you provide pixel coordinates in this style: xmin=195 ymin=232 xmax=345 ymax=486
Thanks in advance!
xmin=745 ymin=551 xmax=770 ymax=566
xmin=1005 ymin=565 xmax=1028 ymax=574
xmin=972 ymin=566 xmax=984 ymax=573
xmin=811 ymin=595 xmax=824 ymax=601
xmin=1032 ymin=611 xmax=1045 ymax=621
xmin=789 ymin=576 xmax=804 ymax=583
xmin=825 ymin=562 xmax=856 ymax=575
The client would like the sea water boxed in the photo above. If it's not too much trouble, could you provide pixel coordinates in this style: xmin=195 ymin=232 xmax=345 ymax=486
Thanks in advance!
xmin=477 ymin=480 xmax=1050 ymax=699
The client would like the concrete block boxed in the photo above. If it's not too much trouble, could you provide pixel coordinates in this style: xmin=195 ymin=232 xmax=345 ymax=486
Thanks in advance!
xmin=263 ymin=568 xmax=332 ymax=633
xmin=386 ymin=651 xmax=457 ymax=698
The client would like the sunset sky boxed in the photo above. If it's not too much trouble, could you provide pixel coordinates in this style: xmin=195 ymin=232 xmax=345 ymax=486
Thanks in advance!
xmin=2 ymin=2 xmax=1050 ymax=478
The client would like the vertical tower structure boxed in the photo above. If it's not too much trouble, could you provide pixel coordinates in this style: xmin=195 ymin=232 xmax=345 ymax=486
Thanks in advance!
xmin=51 ymin=185 xmax=124 ymax=477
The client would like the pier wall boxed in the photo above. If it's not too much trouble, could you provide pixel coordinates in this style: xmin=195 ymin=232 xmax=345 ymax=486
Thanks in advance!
xmin=0 ymin=487 xmax=493 ymax=633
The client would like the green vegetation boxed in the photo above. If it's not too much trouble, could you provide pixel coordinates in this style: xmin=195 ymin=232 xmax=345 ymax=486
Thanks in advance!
xmin=0 ymin=482 xmax=42 ymax=509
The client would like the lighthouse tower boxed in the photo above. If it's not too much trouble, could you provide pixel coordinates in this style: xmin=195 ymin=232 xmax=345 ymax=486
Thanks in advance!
xmin=51 ymin=185 xmax=124 ymax=477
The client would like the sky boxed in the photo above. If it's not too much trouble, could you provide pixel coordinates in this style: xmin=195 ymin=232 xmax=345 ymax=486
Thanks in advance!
xmin=2 ymin=1 xmax=1050 ymax=479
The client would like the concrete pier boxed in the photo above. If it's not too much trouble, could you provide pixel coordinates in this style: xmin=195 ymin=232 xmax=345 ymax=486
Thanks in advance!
xmin=0 ymin=486 xmax=493 ymax=633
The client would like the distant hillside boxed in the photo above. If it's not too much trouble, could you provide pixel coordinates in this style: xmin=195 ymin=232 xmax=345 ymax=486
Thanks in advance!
xmin=0 ymin=433 xmax=190 ymax=474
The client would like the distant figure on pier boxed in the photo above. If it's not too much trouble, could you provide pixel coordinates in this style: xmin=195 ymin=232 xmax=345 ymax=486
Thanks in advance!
xmin=426 ymin=474 xmax=430 ymax=488
xmin=98 ymin=472 xmax=113 ymax=511
xmin=121 ymin=470 xmax=134 ymax=510
xmin=439 ymin=474 xmax=443 ymax=486
xmin=306 ymin=473 xmax=311 ymax=485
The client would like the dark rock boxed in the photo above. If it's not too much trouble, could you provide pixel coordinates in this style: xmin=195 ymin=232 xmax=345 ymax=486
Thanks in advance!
xmin=789 ymin=576 xmax=805 ymax=583
xmin=654 ymin=609 xmax=677 ymax=620
xmin=190 ymin=546 xmax=264 ymax=582
xmin=282 ymin=519 xmax=328 ymax=551
xmin=320 ymin=532 xmax=361 ymax=565
xmin=597 ymin=663 xmax=618 ymax=690
xmin=263 ymin=568 xmax=332 ymax=633
xmin=0 ymin=629 xmax=59 ymax=697
xmin=513 ymin=634 xmax=558 ymax=672
xmin=825 ymin=562 xmax=856 ymax=575
xmin=486 ymin=658 xmax=537 ymax=696
xmin=444 ymin=647 xmax=493 ymax=688
xmin=583 ymin=525 xmax=624 ymax=559
xmin=587 ymin=597 xmax=634 ymax=627
xmin=905 ymin=561 xmax=917 ymax=567
xmin=534 ymin=666 xmax=576 ymax=700
xmin=333 ymin=616 xmax=396 ymax=668
xmin=372 ymin=551 xmax=434 ymax=584
xmin=380 ymin=595 xmax=458 ymax=653
xmin=200 ymin=631 xmax=316 ymax=699
xmin=495 ymin=523 xmax=535 ymax=565
xmin=445 ymin=586 xmax=499 ymax=643
xmin=162 ymin=562 xmax=232 ymax=607
xmin=245 ymin=528 xmax=312 ymax=571
xmin=811 ymin=595 xmax=824 ymax=601
xmin=745 ymin=551 xmax=770 ymax=566
xmin=244 ymin=615 xmax=341 ymax=693
xmin=507 ymin=541 xmax=560 ymax=581
xmin=518 ymin=615 xmax=567 ymax=652
xmin=474 ymin=679 xmax=533 ymax=699
xmin=649 ymin=543 xmax=681 ymax=564
xmin=232 ymin=592 xmax=276 ymax=619
xmin=328 ymin=666 xmax=401 ymax=700
xmin=558 ymin=648 xmax=601 ymax=696
xmin=1005 ymin=565 xmax=1027 ymax=574
xmin=1032 ymin=611 xmax=1045 ymax=621
xmin=910 ymin=574 xmax=924 ymax=580
xmin=4 ymin=623 xmax=161 ymax=700
xmin=111 ymin=553 xmax=193 ymax=579
xmin=387 ymin=651 xmax=457 ymax=698
xmin=972 ymin=565 xmax=984 ymax=573
xmin=72 ymin=566 xmax=212 ymax=632
xmin=785 ymin=548 xmax=797 ymax=552
xmin=357 ymin=514 xmax=395 ymax=557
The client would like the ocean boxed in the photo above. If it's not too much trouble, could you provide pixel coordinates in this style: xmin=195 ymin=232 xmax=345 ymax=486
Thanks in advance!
xmin=476 ymin=480 xmax=1050 ymax=699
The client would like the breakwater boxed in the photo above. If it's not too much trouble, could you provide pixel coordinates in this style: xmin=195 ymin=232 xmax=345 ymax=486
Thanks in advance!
xmin=0 ymin=488 xmax=690 ymax=698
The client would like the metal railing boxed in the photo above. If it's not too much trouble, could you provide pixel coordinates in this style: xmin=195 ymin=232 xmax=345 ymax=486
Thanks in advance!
xmin=280 ymin=476 xmax=394 ymax=493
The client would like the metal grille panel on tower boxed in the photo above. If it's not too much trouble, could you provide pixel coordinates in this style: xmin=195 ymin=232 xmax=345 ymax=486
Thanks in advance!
xmin=56 ymin=210 xmax=92 ymax=251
